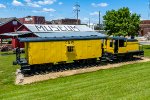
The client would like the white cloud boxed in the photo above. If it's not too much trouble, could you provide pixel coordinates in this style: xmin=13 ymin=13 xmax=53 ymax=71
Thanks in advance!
xmin=0 ymin=4 xmax=6 ymax=8
xmin=24 ymin=0 xmax=31 ymax=3
xmin=33 ymin=8 xmax=56 ymax=13
xmin=58 ymin=2 xmax=63 ymax=5
xmin=36 ymin=0 xmax=56 ymax=5
xmin=99 ymin=3 xmax=108 ymax=7
xmin=12 ymin=0 xmax=24 ymax=6
xmin=12 ymin=0 xmax=44 ymax=8
xmin=27 ymin=2 xmax=41 ymax=7
xmin=91 ymin=3 xmax=96 ymax=7
xmin=24 ymin=0 xmax=41 ymax=7
xmin=92 ymin=2 xmax=108 ymax=7
xmin=42 ymin=8 xmax=56 ymax=12
xmin=90 ymin=11 xmax=99 ymax=16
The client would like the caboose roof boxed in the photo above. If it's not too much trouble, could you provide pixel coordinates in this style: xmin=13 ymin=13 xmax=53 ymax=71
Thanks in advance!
xmin=18 ymin=36 xmax=106 ymax=42
xmin=18 ymin=32 xmax=107 ymax=42
xmin=34 ymin=31 xmax=106 ymax=38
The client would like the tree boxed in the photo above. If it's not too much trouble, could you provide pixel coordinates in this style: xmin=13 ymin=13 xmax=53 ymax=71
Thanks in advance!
xmin=103 ymin=7 xmax=140 ymax=37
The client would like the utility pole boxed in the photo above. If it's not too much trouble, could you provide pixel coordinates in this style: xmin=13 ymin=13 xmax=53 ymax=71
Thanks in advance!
xmin=99 ymin=11 xmax=101 ymax=32
xmin=74 ymin=2 xmax=80 ymax=25
xmin=89 ymin=18 xmax=91 ymax=28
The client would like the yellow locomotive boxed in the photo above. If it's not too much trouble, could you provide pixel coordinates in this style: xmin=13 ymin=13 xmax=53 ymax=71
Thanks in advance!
xmin=13 ymin=33 xmax=144 ymax=72
xmin=104 ymin=37 xmax=144 ymax=61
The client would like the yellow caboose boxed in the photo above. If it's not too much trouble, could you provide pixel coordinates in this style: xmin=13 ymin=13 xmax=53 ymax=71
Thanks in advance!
xmin=14 ymin=35 xmax=106 ymax=70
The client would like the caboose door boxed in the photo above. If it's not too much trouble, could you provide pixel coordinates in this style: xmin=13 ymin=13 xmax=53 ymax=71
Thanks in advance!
xmin=66 ymin=40 xmax=76 ymax=61
xmin=66 ymin=45 xmax=76 ymax=61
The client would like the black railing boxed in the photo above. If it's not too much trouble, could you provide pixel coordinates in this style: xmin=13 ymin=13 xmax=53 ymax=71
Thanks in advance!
xmin=16 ymin=47 xmax=21 ymax=64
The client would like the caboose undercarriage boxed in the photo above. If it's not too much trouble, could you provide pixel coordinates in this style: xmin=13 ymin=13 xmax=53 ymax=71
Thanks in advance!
xmin=105 ymin=51 xmax=144 ymax=61
xmin=13 ymin=47 xmax=144 ymax=75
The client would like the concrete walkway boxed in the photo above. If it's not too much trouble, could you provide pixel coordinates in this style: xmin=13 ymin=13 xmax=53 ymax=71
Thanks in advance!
xmin=139 ymin=41 xmax=150 ymax=45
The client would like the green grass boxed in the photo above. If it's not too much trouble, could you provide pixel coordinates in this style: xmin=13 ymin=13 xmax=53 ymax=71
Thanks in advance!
xmin=0 ymin=45 xmax=150 ymax=100
xmin=143 ymin=45 xmax=150 ymax=57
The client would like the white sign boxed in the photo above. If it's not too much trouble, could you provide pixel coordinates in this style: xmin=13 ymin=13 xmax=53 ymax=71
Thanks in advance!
xmin=35 ymin=25 xmax=80 ymax=32
xmin=24 ymin=24 xmax=94 ymax=33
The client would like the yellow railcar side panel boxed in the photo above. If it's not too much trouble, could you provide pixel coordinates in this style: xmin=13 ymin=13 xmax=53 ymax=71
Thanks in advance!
xmin=25 ymin=43 xmax=28 ymax=59
xmin=28 ymin=42 xmax=45 ymax=65
xmin=74 ymin=40 xmax=102 ymax=60
xmin=118 ymin=47 xmax=126 ymax=53
xmin=118 ymin=41 xmax=127 ymax=53
xmin=103 ymin=39 xmax=107 ymax=52
xmin=44 ymin=42 xmax=67 ymax=63
xmin=118 ymin=42 xmax=139 ymax=53
xmin=28 ymin=42 xmax=67 ymax=65
xmin=126 ymin=42 xmax=139 ymax=52
xmin=106 ymin=39 xmax=114 ymax=54
xmin=27 ymin=40 xmax=102 ymax=65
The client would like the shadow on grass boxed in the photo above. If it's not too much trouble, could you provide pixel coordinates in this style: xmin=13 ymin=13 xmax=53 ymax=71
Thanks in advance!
xmin=145 ymin=47 xmax=150 ymax=49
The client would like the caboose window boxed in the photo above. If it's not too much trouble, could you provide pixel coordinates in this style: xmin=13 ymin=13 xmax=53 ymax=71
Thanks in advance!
xmin=67 ymin=46 xmax=74 ymax=52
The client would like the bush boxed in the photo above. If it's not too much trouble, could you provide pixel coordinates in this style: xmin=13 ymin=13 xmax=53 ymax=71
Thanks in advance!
xmin=0 ymin=44 xmax=13 ymax=52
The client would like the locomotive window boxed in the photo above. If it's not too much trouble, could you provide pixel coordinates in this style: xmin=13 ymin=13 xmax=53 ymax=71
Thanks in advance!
xmin=119 ymin=40 xmax=125 ymax=47
xmin=67 ymin=46 xmax=74 ymax=52
xmin=110 ymin=40 xmax=113 ymax=47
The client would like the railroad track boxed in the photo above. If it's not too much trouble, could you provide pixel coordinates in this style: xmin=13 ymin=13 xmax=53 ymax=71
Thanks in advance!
xmin=15 ymin=57 xmax=150 ymax=85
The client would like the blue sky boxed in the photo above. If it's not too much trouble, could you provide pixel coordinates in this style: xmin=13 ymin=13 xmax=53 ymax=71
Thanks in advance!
xmin=0 ymin=0 xmax=149 ymax=24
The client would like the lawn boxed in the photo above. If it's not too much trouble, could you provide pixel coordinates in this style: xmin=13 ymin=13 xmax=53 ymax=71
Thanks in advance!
xmin=0 ymin=45 xmax=150 ymax=100
xmin=143 ymin=45 xmax=150 ymax=57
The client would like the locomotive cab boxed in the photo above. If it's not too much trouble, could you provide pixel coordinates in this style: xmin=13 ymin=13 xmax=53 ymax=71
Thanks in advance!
xmin=106 ymin=37 xmax=127 ymax=54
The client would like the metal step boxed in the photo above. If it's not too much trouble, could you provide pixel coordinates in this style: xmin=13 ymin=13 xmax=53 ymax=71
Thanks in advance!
xmin=109 ymin=59 xmax=113 ymax=62
xmin=101 ymin=57 xmax=106 ymax=59
xmin=101 ymin=59 xmax=107 ymax=62
xmin=113 ymin=57 xmax=117 ymax=59
xmin=22 ymin=68 xmax=31 ymax=71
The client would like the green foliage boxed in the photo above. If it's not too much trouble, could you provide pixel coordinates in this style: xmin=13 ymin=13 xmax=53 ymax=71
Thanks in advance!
xmin=103 ymin=7 xmax=140 ymax=36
